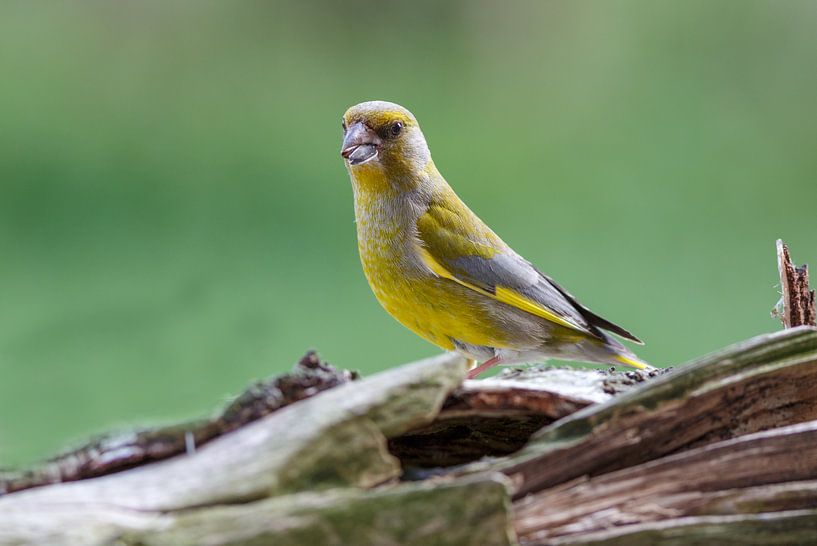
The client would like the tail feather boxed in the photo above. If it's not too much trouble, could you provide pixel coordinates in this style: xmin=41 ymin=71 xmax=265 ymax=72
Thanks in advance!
xmin=581 ymin=308 xmax=644 ymax=345
xmin=538 ymin=271 xmax=644 ymax=345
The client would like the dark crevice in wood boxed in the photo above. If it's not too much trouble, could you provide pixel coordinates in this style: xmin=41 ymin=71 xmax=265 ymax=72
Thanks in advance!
xmin=390 ymin=414 xmax=552 ymax=468
xmin=389 ymin=366 xmax=668 ymax=470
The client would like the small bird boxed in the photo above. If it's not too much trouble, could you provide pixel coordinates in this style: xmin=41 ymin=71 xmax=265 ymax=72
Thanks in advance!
xmin=340 ymin=101 xmax=649 ymax=378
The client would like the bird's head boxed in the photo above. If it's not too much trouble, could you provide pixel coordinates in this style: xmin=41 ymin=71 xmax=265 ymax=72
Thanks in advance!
xmin=341 ymin=101 xmax=432 ymax=190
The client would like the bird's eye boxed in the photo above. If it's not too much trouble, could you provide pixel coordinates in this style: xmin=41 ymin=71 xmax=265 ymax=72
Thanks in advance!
xmin=390 ymin=121 xmax=403 ymax=137
xmin=341 ymin=119 xmax=347 ymax=132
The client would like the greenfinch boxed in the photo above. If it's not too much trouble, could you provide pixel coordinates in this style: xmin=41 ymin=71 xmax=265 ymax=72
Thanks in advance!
xmin=340 ymin=100 xmax=649 ymax=378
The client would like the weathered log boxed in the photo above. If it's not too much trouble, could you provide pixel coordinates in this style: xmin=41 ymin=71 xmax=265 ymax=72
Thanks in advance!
xmin=0 ymin=352 xmax=523 ymax=545
xmin=514 ymin=421 xmax=817 ymax=544
xmin=2 ymin=328 xmax=817 ymax=544
xmin=0 ymin=353 xmax=467 ymax=515
xmin=2 ymin=359 xmax=662 ymax=493
xmin=495 ymin=326 xmax=817 ymax=497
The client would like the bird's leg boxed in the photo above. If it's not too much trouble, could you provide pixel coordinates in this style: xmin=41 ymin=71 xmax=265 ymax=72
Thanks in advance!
xmin=466 ymin=356 xmax=502 ymax=379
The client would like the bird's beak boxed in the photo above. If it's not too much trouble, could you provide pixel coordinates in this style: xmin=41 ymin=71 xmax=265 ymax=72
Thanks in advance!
xmin=341 ymin=122 xmax=382 ymax=166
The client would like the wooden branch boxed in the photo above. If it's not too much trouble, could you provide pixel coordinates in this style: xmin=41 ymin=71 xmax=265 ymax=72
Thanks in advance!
xmin=776 ymin=239 xmax=816 ymax=328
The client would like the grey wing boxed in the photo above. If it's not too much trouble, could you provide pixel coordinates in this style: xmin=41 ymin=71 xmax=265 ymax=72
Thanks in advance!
xmin=445 ymin=251 xmax=599 ymax=336
xmin=446 ymin=251 xmax=642 ymax=344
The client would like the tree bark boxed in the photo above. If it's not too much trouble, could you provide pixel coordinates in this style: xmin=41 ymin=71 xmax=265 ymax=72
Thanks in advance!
xmin=495 ymin=327 xmax=817 ymax=497
xmin=3 ymin=328 xmax=817 ymax=545
xmin=514 ymin=421 xmax=817 ymax=544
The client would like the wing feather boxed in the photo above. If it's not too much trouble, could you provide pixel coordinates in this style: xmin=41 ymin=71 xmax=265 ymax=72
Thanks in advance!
xmin=416 ymin=198 xmax=642 ymax=344
xmin=416 ymin=201 xmax=597 ymax=338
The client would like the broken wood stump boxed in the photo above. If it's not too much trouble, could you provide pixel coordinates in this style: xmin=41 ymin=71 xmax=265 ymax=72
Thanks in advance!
xmin=776 ymin=239 xmax=816 ymax=328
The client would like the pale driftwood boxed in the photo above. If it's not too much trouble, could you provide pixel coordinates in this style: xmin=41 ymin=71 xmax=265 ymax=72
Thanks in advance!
xmin=496 ymin=326 xmax=817 ymax=497
xmin=0 ymin=475 xmax=514 ymax=546
xmin=0 ymin=351 xmax=519 ymax=546
xmin=776 ymin=239 xmax=816 ymax=328
xmin=514 ymin=421 xmax=817 ymax=544
xmin=0 ymin=353 xmax=469 ymax=533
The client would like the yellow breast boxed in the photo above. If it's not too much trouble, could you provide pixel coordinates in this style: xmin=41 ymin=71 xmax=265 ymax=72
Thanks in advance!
xmin=354 ymin=188 xmax=508 ymax=352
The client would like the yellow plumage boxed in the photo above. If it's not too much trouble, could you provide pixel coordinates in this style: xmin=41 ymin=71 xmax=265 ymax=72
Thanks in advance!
xmin=341 ymin=101 xmax=649 ymax=377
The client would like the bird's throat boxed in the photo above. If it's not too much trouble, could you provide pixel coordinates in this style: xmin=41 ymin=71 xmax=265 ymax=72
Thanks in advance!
xmin=349 ymin=162 xmax=395 ymax=195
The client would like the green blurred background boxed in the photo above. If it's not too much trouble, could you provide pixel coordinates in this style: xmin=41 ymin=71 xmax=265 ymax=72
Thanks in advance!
xmin=1 ymin=1 xmax=815 ymax=466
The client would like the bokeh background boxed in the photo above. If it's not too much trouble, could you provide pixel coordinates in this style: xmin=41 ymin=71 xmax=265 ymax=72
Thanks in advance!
xmin=2 ymin=1 xmax=816 ymax=466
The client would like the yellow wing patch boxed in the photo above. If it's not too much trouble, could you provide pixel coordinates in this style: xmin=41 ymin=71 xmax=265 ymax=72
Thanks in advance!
xmin=417 ymin=245 xmax=592 ymax=336
xmin=613 ymin=354 xmax=652 ymax=370
xmin=418 ymin=246 xmax=494 ymax=297
xmin=493 ymin=286 xmax=590 ymax=333
xmin=417 ymin=245 xmax=453 ymax=279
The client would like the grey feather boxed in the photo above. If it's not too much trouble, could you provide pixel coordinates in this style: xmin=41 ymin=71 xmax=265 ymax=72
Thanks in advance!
xmin=447 ymin=251 xmax=641 ymax=344
xmin=448 ymin=252 xmax=597 ymax=334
